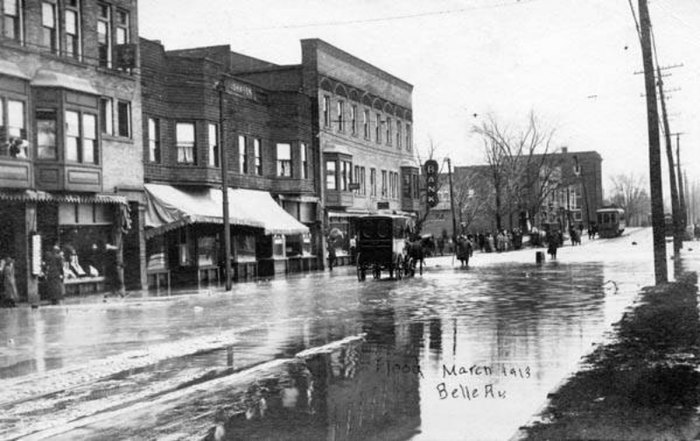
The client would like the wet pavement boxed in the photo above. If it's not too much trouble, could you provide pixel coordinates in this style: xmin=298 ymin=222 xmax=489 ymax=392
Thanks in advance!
xmin=1 ymin=228 xmax=697 ymax=440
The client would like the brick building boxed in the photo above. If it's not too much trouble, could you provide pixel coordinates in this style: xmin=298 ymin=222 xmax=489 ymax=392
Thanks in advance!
xmin=140 ymin=39 xmax=317 ymax=286
xmin=423 ymin=149 xmax=603 ymax=238
xmin=235 ymin=39 xmax=420 ymax=262
xmin=0 ymin=0 xmax=144 ymax=303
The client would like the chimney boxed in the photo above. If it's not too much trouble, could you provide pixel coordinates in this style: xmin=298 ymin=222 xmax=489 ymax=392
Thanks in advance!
xmin=561 ymin=146 xmax=568 ymax=154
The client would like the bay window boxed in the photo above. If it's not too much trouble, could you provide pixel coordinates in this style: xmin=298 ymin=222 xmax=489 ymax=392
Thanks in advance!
xmin=1 ymin=99 xmax=27 ymax=158
xmin=276 ymin=143 xmax=291 ymax=177
xmin=208 ymin=123 xmax=218 ymax=167
xmin=325 ymin=160 xmax=336 ymax=190
xmin=65 ymin=110 xmax=97 ymax=164
xmin=36 ymin=109 xmax=56 ymax=160
xmin=176 ymin=122 xmax=195 ymax=164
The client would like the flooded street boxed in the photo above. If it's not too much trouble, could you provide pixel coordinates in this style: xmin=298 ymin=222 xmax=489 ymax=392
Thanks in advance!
xmin=1 ymin=228 xmax=691 ymax=440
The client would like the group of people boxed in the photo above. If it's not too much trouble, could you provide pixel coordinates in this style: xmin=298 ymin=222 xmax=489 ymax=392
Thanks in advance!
xmin=473 ymin=229 xmax=524 ymax=253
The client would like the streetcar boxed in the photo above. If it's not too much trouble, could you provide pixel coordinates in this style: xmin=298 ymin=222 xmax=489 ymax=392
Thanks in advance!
xmin=355 ymin=214 xmax=414 ymax=281
xmin=596 ymin=207 xmax=626 ymax=238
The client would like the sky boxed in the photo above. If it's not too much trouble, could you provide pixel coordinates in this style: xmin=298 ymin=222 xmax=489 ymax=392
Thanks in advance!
xmin=139 ymin=0 xmax=700 ymax=198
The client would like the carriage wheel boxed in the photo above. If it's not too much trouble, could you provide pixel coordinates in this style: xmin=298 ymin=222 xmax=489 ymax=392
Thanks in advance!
xmin=406 ymin=257 xmax=415 ymax=277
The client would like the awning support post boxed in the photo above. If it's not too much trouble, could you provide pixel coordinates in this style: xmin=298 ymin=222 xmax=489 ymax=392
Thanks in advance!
xmin=218 ymin=77 xmax=233 ymax=291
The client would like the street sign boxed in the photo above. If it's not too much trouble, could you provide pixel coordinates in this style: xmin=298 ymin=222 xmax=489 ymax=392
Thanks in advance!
xmin=424 ymin=159 xmax=439 ymax=208
xmin=348 ymin=182 xmax=360 ymax=190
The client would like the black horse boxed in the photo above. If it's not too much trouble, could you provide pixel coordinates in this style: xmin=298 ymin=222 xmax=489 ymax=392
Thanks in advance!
xmin=404 ymin=235 xmax=430 ymax=276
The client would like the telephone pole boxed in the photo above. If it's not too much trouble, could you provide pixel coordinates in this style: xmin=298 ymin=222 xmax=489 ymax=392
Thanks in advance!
xmin=674 ymin=133 xmax=687 ymax=230
xmin=638 ymin=0 xmax=667 ymax=283
xmin=217 ymin=77 xmax=233 ymax=291
xmin=656 ymin=66 xmax=682 ymax=255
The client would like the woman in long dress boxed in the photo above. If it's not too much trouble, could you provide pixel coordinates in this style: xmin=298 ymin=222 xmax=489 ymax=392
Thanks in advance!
xmin=2 ymin=257 xmax=18 ymax=307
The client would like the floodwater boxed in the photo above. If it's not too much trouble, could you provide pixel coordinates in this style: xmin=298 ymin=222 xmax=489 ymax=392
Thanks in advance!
xmin=0 ymin=228 xmax=683 ymax=440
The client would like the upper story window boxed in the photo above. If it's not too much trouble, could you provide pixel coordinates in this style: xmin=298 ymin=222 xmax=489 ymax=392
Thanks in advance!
xmin=116 ymin=9 xmax=129 ymax=44
xmin=363 ymin=109 xmax=370 ymax=139
xmin=116 ymin=100 xmax=130 ymax=137
xmin=3 ymin=0 xmax=23 ymax=43
xmin=65 ymin=110 xmax=97 ymax=164
xmin=341 ymin=160 xmax=351 ymax=191
xmin=301 ymin=142 xmax=308 ymax=179
xmin=354 ymin=166 xmax=366 ymax=196
xmin=396 ymin=122 xmax=402 ymax=149
xmin=381 ymin=169 xmax=387 ymax=197
xmin=325 ymin=160 xmax=336 ymax=190
xmin=97 ymin=3 xmax=112 ymax=68
xmin=176 ymin=122 xmax=195 ymax=164
xmin=64 ymin=1 xmax=81 ymax=60
xmin=36 ymin=109 xmax=56 ymax=160
xmin=370 ymin=168 xmax=376 ymax=197
xmin=0 ymin=98 xmax=27 ymax=159
xmin=276 ymin=143 xmax=291 ymax=177
xmin=336 ymin=100 xmax=344 ymax=132
xmin=254 ymin=138 xmax=262 ymax=175
xmin=350 ymin=105 xmax=357 ymax=136
xmin=208 ymin=123 xmax=218 ymax=167
xmin=385 ymin=118 xmax=392 ymax=146
xmin=41 ymin=2 xmax=58 ymax=54
xmin=99 ymin=98 xmax=112 ymax=135
xmin=375 ymin=113 xmax=382 ymax=144
xmin=406 ymin=123 xmax=412 ymax=151
xmin=322 ymin=95 xmax=330 ymax=128
xmin=148 ymin=118 xmax=160 ymax=163
xmin=239 ymin=135 xmax=247 ymax=173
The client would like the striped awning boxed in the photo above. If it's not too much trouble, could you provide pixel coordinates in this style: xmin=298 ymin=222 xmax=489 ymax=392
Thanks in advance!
xmin=0 ymin=189 xmax=127 ymax=205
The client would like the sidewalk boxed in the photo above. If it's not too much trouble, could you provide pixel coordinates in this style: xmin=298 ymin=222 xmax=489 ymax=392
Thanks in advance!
xmin=514 ymin=254 xmax=700 ymax=440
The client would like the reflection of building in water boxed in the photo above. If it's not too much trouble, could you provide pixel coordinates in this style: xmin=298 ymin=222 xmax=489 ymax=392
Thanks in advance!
xmin=220 ymin=310 xmax=422 ymax=440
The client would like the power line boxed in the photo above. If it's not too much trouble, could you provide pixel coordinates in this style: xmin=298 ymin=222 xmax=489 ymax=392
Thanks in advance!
xmin=234 ymin=0 xmax=539 ymax=32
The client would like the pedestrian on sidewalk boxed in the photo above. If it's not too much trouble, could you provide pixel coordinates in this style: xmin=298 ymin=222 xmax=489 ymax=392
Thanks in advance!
xmin=1 ymin=256 xmax=18 ymax=308
xmin=327 ymin=241 xmax=336 ymax=271
xmin=547 ymin=232 xmax=559 ymax=260
xmin=45 ymin=246 xmax=65 ymax=305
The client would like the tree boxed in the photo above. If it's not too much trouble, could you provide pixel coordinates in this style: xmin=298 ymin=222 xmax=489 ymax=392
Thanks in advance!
xmin=608 ymin=173 xmax=651 ymax=227
xmin=472 ymin=111 xmax=561 ymax=232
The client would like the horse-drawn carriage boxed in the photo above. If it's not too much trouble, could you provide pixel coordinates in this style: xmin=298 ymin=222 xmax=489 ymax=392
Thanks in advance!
xmin=356 ymin=214 xmax=421 ymax=281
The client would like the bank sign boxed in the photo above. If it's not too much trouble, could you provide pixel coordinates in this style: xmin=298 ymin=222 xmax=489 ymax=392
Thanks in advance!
xmin=424 ymin=159 xmax=439 ymax=208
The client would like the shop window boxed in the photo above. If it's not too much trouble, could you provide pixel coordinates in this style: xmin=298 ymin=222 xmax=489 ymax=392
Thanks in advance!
xmin=99 ymin=97 xmax=113 ymax=135
xmin=286 ymin=234 xmax=302 ymax=257
xmin=197 ymin=236 xmax=217 ymax=267
xmin=272 ymin=234 xmax=285 ymax=258
xmin=3 ymin=0 xmax=23 ymax=42
xmin=208 ymin=123 xmax=218 ymax=167
xmin=64 ymin=2 xmax=80 ymax=60
xmin=41 ymin=2 xmax=57 ymax=53
xmin=178 ymin=228 xmax=193 ymax=266
xmin=276 ymin=143 xmax=291 ymax=177
xmin=325 ymin=160 xmax=336 ymax=190
xmin=176 ymin=122 xmax=195 ymax=164
xmin=302 ymin=233 xmax=312 ymax=256
xmin=301 ymin=143 xmax=308 ymax=179
xmin=239 ymin=135 xmax=247 ymax=173
xmin=147 ymin=236 xmax=167 ymax=270
xmin=116 ymin=101 xmax=130 ymax=137
xmin=402 ymin=173 xmax=411 ymax=198
xmin=254 ymin=138 xmax=262 ymax=175
xmin=1 ymin=99 xmax=27 ymax=158
xmin=148 ymin=118 xmax=160 ymax=163
xmin=97 ymin=3 xmax=111 ymax=68
xmin=36 ymin=109 xmax=56 ymax=159
xmin=233 ymin=234 xmax=256 ymax=262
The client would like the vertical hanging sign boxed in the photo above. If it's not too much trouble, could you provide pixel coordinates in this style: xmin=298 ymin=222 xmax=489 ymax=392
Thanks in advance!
xmin=424 ymin=159 xmax=439 ymax=208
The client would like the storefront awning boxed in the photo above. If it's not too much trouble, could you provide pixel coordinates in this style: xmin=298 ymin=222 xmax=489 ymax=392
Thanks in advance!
xmin=144 ymin=184 xmax=309 ymax=238
xmin=31 ymin=69 xmax=100 ymax=95
xmin=0 ymin=60 xmax=29 ymax=80
xmin=0 ymin=189 xmax=127 ymax=205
